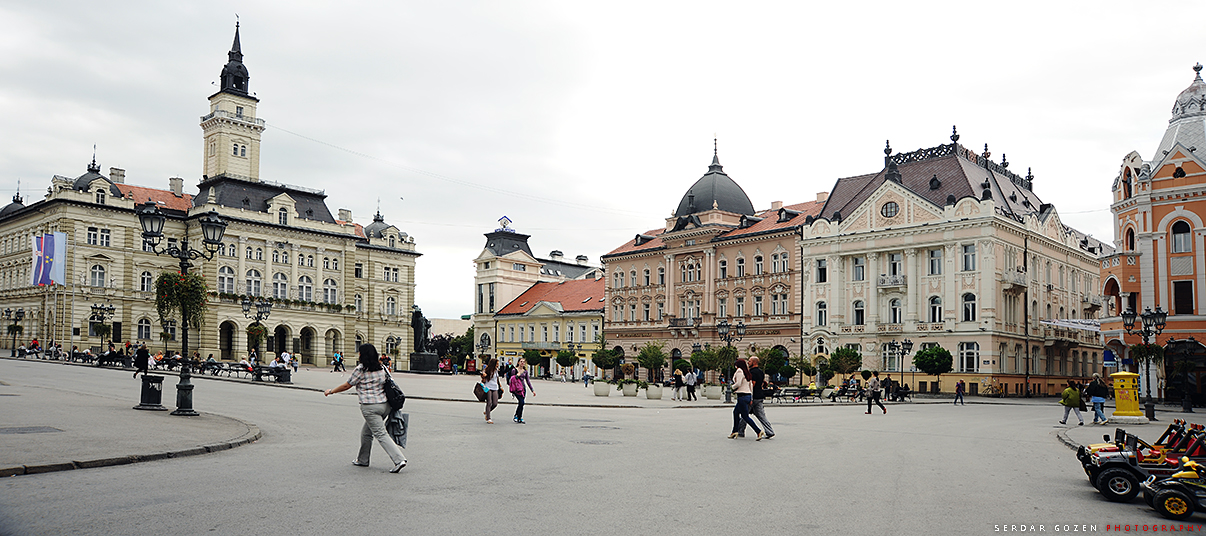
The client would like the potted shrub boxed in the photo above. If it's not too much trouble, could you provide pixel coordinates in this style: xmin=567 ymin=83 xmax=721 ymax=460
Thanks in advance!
xmin=591 ymin=348 xmax=617 ymax=397
xmin=616 ymin=378 xmax=640 ymax=396
xmin=640 ymin=380 xmax=662 ymax=399
xmin=636 ymin=341 xmax=667 ymax=399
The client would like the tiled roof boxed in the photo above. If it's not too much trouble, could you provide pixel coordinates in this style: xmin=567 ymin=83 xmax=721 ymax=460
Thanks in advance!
xmin=116 ymin=184 xmax=195 ymax=212
xmin=495 ymin=277 xmax=605 ymax=316
xmin=715 ymin=200 xmax=825 ymax=241
xmin=604 ymin=228 xmax=668 ymax=257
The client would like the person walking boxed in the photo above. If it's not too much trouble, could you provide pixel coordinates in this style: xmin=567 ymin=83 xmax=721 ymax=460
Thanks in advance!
xmin=509 ymin=357 xmax=535 ymax=424
xmin=481 ymin=357 xmax=502 ymax=424
xmin=323 ymin=344 xmax=406 ymax=473
xmin=672 ymin=369 xmax=684 ymax=401
xmin=954 ymin=380 xmax=966 ymax=405
xmin=1059 ymin=381 xmax=1085 ymax=426
xmin=738 ymin=357 xmax=775 ymax=439
xmin=728 ymin=358 xmax=765 ymax=440
xmin=331 ymin=352 xmax=343 ymax=373
xmin=133 ymin=345 xmax=150 ymax=379
xmin=1087 ymin=373 xmax=1109 ymax=424
xmin=865 ymin=371 xmax=886 ymax=415
xmin=685 ymin=369 xmax=697 ymax=401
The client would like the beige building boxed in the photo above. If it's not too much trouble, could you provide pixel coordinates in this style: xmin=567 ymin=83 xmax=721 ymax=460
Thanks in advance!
xmin=0 ymin=25 xmax=419 ymax=368
xmin=492 ymin=277 xmax=604 ymax=379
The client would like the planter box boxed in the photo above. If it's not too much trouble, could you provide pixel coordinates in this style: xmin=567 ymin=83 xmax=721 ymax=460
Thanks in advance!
xmin=593 ymin=382 xmax=610 ymax=397
xmin=622 ymin=383 xmax=638 ymax=397
xmin=704 ymin=385 xmax=723 ymax=400
xmin=645 ymin=386 xmax=663 ymax=399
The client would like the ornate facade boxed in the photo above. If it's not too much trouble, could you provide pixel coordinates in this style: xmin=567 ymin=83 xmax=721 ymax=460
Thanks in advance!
xmin=0 ymin=26 xmax=419 ymax=368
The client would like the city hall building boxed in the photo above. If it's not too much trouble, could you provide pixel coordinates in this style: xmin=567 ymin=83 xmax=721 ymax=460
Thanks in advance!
xmin=0 ymin=26 xmax=419 ymax=367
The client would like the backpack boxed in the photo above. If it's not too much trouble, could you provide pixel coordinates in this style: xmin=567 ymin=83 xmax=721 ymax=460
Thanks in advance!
xmin=509 ymin=373 xmax=525 ymax=396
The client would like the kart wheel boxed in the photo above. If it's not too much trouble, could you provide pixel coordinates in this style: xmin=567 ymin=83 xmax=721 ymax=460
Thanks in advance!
xmin=1145 ymin=490 xmax=1156 ymax=509
xmin=1154 ymin=489 xmax=1195 ymax=521
xmin=1098 ymin=468 xmax=1140 ymax=502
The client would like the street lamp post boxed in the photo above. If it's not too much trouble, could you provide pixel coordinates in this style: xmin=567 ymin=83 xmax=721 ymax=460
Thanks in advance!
xmin=1121 ymin=306 xmax=1168 ymax=421
xmin=716 ymin=319 xmax=746 ymax=404
xmin=477 ymin=333 xmax=491 ymax=374
xmin=241 ymin=297 xmax=272 ymax=359
xmin=4 ymin=308 xmax=24 ymax=357
xmin=138 ymin=205 xmax=228 ymax=417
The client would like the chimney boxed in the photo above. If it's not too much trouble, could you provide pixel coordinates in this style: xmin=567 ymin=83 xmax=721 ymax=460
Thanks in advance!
xmin=109 ymin=167 xmax=125 ymax=184
xmin=549 ymin=250 xmax=563 ymax=261
xmin=816 ymin=191 xmax=829 ymax=203
xmin=168 ymin=177 xmax=183 ymax=197
xmin=770 ymin=201 xmax=783 ymax=210
xmin=338 ymin=208 xmax=352 ymax=222
xmin=576 ymin=255 xmax=588 ymax=265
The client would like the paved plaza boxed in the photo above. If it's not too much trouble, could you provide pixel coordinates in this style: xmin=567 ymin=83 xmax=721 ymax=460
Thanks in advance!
xmin=0 ymin=357 xmax=1196 ymax=535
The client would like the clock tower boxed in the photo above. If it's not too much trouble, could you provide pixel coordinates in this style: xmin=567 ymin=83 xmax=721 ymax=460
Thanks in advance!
xmin=200 ymin=23 xmax=265 ymax=182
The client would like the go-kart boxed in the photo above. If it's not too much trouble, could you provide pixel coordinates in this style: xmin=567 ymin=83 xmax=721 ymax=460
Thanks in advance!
xmin=1142 ymin=456 xmax=1206 ymax=520
xmin=1085 ymin=425 xmax=1206 ymax=502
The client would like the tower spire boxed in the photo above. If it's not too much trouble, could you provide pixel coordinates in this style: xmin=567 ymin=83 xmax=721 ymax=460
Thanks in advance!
xmin=88 ymin=144 xmax=99 ymax=173
xmin=709 ymin=136 xmax=723 ymax=173
xmin=219 ymin=20 xmax=250 ymax=95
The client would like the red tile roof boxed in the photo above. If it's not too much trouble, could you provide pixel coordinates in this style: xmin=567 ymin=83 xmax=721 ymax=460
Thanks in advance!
xmin=604 ymin=228 xmax=668 ymax=257
xmin=116 ymin=184 xmax=194 ymax=212
xmin=604 ymin=199 xmax=825 ymax=258
xmin=496 ymin=277 xmax=605 ymax=316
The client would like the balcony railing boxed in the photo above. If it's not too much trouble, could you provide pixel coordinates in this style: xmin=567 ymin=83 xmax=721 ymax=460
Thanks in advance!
xmin=668 ymin=317 xmax=701 ymax=328
xmin=878 ymin=274 xmax=906 ymax=287
xmin=521 ymin=342 xmax=562 ymax=350
xmin=200 ymin=109 xmax=266 ymax=126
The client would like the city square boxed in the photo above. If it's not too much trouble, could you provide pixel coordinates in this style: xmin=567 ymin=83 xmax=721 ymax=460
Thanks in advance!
xmin=0 ymin=357 xmax=1187 ymax=535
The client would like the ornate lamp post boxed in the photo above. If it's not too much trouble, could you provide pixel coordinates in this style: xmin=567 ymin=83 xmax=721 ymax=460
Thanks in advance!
xmin=138 ymin=204 xmax=228 ymax=417
xmin=1122 ymin=306 xmax=1168 ymax=421
xmin=241 ymin=297 xmax=271 ymax=357
xmin=4 ymin=307 xmax=24 ymax=356
xmin=90 ymin=303 xmax=116 ymax=350
xmin=477 ymin=332 xmax=491 ymax=373
xmin=716 ymin=319 xmax=746 ymax=403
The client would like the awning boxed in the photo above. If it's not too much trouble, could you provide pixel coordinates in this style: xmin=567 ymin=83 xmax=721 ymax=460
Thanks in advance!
xmin=1039 ymin=319 xmax=1101 ymax=332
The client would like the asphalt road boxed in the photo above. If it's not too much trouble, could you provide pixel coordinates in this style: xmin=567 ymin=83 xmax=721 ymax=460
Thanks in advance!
xmin=0 ymin=361 xmax=1187 ymax=535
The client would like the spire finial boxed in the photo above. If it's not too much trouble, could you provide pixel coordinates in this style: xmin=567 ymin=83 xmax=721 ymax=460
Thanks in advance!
xmin=983 ymin=143 xmax=991 ymax=159
xmin=1195 ymin=62 xmax=1203 ymax=80
xmin=13 ymin=179 xmax=20 ymax=204
xmin=708 ymin=137 xmax=723 ymax=172
xmin=884 ymin=140 xmax=892 ymax=156
xmin=1001 ymin=153 xmax=1008 ymax=168
xmin=950 ymin=125 xmax=960 ymax=143
xmin=1026 ymin=167 xmax=1034 ymax=181
xmin=87 ymin=145 xmax=99 ymax=173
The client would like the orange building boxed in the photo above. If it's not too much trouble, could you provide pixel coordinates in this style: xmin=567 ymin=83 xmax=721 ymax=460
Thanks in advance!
xmin=1102 ymin=64 xmax=1206 ymax=402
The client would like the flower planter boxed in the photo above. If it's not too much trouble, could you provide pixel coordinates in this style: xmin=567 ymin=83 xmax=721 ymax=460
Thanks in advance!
xmin=704 ymin=385 xmax=723 ymax=400
xmin=593 ymin=382 xmax=611 ymax=397
xmin=645 ymin=386 xmax=663 ymax=399
xmin=622 ymin=383 xmax=638 ymax=397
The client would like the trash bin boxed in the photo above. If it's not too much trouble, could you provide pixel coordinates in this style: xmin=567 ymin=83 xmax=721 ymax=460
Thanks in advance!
xmin=133 ymin=375 xmax=168 ymax=411
xmin=276 ymin=369 xmax=291 ymax=383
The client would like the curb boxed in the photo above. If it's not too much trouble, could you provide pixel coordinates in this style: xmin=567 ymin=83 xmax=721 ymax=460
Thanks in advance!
xmin=1055 ymin=427 xmax=1081 ymax=451
xmin=0 ymin=422 xmax=261 ymax=478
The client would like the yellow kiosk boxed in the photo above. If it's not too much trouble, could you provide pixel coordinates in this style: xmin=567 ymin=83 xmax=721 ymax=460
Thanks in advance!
xmin=1109 ymin=371 xmax=1148 ymax=424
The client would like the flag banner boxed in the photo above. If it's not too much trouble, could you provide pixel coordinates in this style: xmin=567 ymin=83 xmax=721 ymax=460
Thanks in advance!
xmin=31 ymin=232 xmax=66 ymax=286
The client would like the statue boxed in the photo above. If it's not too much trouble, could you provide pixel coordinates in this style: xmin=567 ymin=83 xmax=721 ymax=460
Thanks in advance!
xmin=411 ymin=305 xmax=431 ymax=353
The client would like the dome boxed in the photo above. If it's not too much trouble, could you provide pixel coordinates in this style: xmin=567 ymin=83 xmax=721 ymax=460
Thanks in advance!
xmin=673 ymin=152 xmax=755 ymax=217
xmin=363 ymin=210 xmax=391 ymax=238
xmin=72 ymin=158 xmax=121 ymax=197
xmin=0 ymin=193 xmax=24 ymax=219
xmin=1171 ymin=63 xmax=1206 ymax=122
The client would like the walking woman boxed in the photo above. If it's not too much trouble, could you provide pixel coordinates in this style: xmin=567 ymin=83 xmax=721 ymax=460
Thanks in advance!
xmin=481 ymin=357 xmax=502 ymax=424
xmin=672 ymin=369 xmax=684 ymax=401
xmin=728 ymin=358 xmax=764 ymax=440
xmin=323 ymin=344 xmax=407 ymax=473
xmin=133 ymin=345 xmax=150 ymax=379
xmin=866 ymin=371 xmax=886 ymax=415
xmin=509 ymin=357 xmax=535 ymax=424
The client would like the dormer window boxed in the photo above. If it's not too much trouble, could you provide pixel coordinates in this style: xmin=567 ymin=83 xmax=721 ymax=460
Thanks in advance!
xmin=279 ymin=208 xmax=288 ymax=225
xmin=389 ymin=236 xmax=396 ymax=248
xmin=95 ymin=189 xmax=105 ymax=204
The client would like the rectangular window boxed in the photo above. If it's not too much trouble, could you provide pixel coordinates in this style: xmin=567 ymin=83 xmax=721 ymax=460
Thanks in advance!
xmin=852 ymin=257 xmax=864 ymax=281
xmin=656 ymin=302 xmax=664 ymax=320
xmin=553 ymin=323 xmax=560 ymax=342
xmin=959 ymin=342 xmax=979 ymax=372
xmin=629 ymin=304 xmax=637 ymax=322
xmin=657 ymin=269 xmax=665 ymax=285
xmin=962 ymin=244 xmax=977 ymax=272
xmin=542 ymin=325 xmax=548 ymax=342
xmin=513 ymin=263 xmax=526 ymax=271
xmin=643 ymin=303 xmax=650 ymax=321
xmin=755 ymin=256 xmax=763 ymax=275
xmin=87 ymin=227 xmax=98 ymax=246
xmin=1174 ymin=281 xmax=1195 ymax=315
xmin=816 ymin=259 xmax=827 ymax=283
xmin=488 ymin=283 xmax=495 ymax=313
xmin=477 ymin=284 xmax=484 ymax=314
xmin=889 ymin=253 xmax=903 ymax=276
xmin=99 ymin=229 xmax=110 ymax=247
xmin=735 ymin=296 xmax=745 ymax=316
xmin=928 ymin=249 xmax=942 ymax=275
xmin=736 ymin=260 xmax=745 ymax=277
xmin=754 ymin=296 xmax=763 ymax=315
xmin=719 ymin=261 xmax=727 ymax=279
xmin=354 ymin=263 xmax=363 ymax=278
xmin=580 ymin=324 xmax=587 ymax=343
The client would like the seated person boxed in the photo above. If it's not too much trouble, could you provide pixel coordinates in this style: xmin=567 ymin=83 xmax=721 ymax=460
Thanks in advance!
xmin=808 ymin=381 xmax=817 ymax=391
xmin=238 ymin=358 xmax=252 ymax=372
xmin=268 ymin=356 xmax=286 ymax=369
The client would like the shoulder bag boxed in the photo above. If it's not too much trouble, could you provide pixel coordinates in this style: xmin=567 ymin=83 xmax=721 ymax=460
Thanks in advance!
xmin=384 ymin=371 xmax=406 ymax=411
xmin=473 ymin=381 xmax=487 ymax=402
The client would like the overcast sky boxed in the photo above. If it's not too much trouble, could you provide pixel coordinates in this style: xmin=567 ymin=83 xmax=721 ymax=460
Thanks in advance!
xmin=0 ymin=1 xmax=1198 ymax=320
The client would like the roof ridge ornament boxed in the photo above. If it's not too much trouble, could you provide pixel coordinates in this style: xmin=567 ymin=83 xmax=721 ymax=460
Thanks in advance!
xmin=709 ymin=137 xmax=723 ymax=173
xmin=1196 ymin=62 xmax=1203 ymax=81
xmin=950 ymin=125 xmax=960 ymax=144
xmin=87 ymin=145 xmax=100 ymax=173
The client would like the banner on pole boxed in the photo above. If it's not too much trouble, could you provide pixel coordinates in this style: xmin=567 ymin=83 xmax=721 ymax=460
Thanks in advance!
xmin=31 ymin=232 xmax=66 ymax=286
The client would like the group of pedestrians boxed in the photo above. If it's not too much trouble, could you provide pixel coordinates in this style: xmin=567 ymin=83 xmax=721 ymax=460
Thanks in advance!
xmin=671 ymin=368 xmax=698 ymax=401
xmin=1059 ymin=374 xmax=1110 ymax=426
xmin=729 ymin=357 xmax=775 ymax=440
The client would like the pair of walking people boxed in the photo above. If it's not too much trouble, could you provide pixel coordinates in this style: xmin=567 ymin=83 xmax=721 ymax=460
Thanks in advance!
xmin=478 ymin=357 xmax=534 ymax=424
xmin=729 ymin=357 xmax=774 ymax=440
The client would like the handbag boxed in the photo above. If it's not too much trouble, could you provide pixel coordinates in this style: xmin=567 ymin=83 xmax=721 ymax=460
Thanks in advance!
xmin=384 ymin=371 xmax=406 ymax=411
xmin=473 ymin=382 xmax=487 ymax=402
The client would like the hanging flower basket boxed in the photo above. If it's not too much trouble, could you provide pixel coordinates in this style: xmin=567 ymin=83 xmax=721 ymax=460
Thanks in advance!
xmin=155 ymin=271 xmax=208 ymax=329
xmin=246 ymin=324 xmax=267 ymax=348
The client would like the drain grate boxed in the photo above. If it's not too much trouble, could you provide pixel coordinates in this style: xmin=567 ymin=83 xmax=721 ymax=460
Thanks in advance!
xmin=574 ymin=440 xmax=617 ymax=445
xmin=579 ymin=425 xmax=621 ymax=430
xmin=0 ymin=426 xmax=63 ymax=434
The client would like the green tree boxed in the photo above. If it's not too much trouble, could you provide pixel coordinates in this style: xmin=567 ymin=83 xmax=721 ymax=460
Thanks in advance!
xmin=716 ymin=345 xmax=738 ymax=378
xmin=913 ymin=345 xmax=954 ymax=392
xmin=429 ymin=333 xmax=453 ymax=357
xmin=755 ymin=347 xmax=788 ymax=377
xmin=828 ymin=346 xmax=862 ymax=377
xmin=591 ymin=346 xmax=618 ymax=375
xmin=522 ymin=348 xmax=541 ymax=364
xmin=690 ymin=347 xmax=718 ymax=376
xmin=636 ymin=341 xmax=668 ymax=381
xmin=673 ymin=359 xmax=692 ymax=374
xmin=555 ymin=349 xmax=578 ymax=370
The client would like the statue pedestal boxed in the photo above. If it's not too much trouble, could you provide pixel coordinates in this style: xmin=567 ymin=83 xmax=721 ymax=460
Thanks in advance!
xmin=409 ymin=352 xmax=439 ymax=372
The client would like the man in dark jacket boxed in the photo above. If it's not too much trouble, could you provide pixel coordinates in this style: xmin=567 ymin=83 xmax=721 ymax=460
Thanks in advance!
xmin=738 ymin=357 xmax=775 ymax=440
xmin=1085 ymin=373 xmax=1110 ymax=424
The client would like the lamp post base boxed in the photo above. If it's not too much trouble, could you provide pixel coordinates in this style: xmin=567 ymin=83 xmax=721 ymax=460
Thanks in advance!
xmin=171 ymin=382 xmax=199 ymax=417
xmin=1183 ymin=395 xmax=1195 ymax=413
xmin=1144 ymin=400 xmax=1158 ymax=421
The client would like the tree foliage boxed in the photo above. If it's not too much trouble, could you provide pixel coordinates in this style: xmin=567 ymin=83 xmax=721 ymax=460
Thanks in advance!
xmin=755 ymin=347 xmax=788 ymax=377
xmin=592 ymin=346 xmax=618 ymax=371
xmin=155 ymin=271 xmax=208 ymax=330
xmin=522 ymin=349 xmax=541 ymax=363
xmin=1131 ymin=343 xmax=1164 ymax=365
xmin=636 ymin=341 xmax=668 ymax=374
xmin=556 ymin=350 xmax=577 ymax=369
xmin=913 ymin=345 xmax=954 ymax=380
xmin=827 ymin=346 xmax=862 ymax=375
xmin=429 ymin=333 xmax=453 ymax=357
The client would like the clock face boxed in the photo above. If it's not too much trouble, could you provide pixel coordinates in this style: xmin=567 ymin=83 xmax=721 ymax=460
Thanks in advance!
xmin=881 ymin=201 xmax=899 ymax=218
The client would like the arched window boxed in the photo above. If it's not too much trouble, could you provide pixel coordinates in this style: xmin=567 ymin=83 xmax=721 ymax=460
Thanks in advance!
xmin=614 ymin=272 xmax=623 ymax=288
xmin=719 ymin=259 xmax=728 ymax=279
xmin=736 ymin=257 xmax=746 ymax=277
xmin=389 ymin=236 xmax=396 ymax=248
xmin=140 ymin=271 xmax=153 ymax=292
xmin=889 ymin=298 xmax=902 ymax=324
xmin=90 ymin=264 xmax=106 ymax=287
xmin=963 ymin=293 xmax=977 ymax=322
xmin=217 ymin=243 xmax=226 ymax=256
xmin=853 ymin=300 xmax=865 ymax=325
xmin=643 ymin=269 xmax=650 ymax=285
xmin=278 ymin=208 xmax=288 ymax=225
xmin=385 ymin=336 xmax=398 ymax=357
xmin=298 ymin=254 xmax=305 ymax=265
xmin=385 ymin=296 xmax=397 ymax=316
xmin=272 ymin=272 xmax=289 ymax=299
xmin=137 ymin=318 xmax=152 ymax=340
xmin=323 ymin=257 xmax=330 ymax=270
xmin=218 ymin=266 xmax=235 ymax=294
xmin=272 ymin=250 xmax=280 ymax=263
xmin=307 ymin=255 xmax=314 ymax=267
xmin=1172 ymin=221 xmax=1193 ymax=253
xmin=232 ymin=143 xmax=239 ymax=156
xmin=246 ymin=247 xmax=253 ymax=259
xmin=245 ymin=269 xmax=262 ymax=296
xmin=816 ymin=302 xmax=827 ymax=326
xmin=929 ymin=296 xmax=942 ymax=323
xmin=255 ymin=248 xmax=262 ymax=260
xmin=297 ymin=275 xmax=313 ymax=302
xmin=754 ymin=255 xmax=764 ymax=275
xmin=332 ymin=259 xmax=339 ymax=270
xmin=657 ymin=267 xmax=665 ymax=285
xmin=228 ymin=243 xmax=236 ymax=257
xmin=1126 ymin=228 xmax=1136 ymax=251
xmin=323 ymin=278 xmax=337 ymax=304
xmin=630 ymin=270 xmax=637 ymax=286
xmin=354 ymin=294 xmax=363 ymax=311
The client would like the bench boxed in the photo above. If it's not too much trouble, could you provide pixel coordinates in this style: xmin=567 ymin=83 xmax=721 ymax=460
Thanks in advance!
xmin=222 ymin=364 xmax=254 ymax=378
xmin=252 ymin=366 xmax=291 ymax=383
xmin=770 ymin=388 xmax=818 ymax=403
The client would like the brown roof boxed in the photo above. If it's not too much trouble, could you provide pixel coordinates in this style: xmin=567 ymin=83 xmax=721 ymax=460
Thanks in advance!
xmin=716 ymin=200 xmax=825 ymax=241
xmin=496 ymin=277 xmax=605 ymax=316
xmin=604 ymin=228 xmax=668 ymax=257
xmin=116 ymin=184 xmax=194 ymax=212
